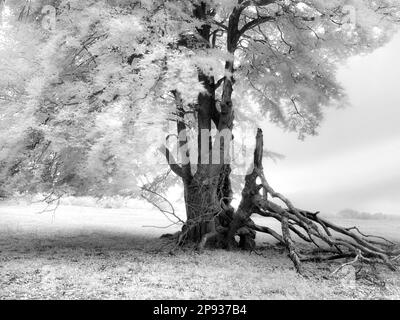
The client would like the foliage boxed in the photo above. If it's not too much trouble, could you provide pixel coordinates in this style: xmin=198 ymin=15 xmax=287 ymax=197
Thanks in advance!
xmin=0 ymin=0 xmax=399 ymax=197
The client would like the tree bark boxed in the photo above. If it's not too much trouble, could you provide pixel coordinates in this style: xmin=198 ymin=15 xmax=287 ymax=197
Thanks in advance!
xmin=177 ymin=3 xmax=237 ymax=246
xmin=161 ymin=2 xmax=400 ymax=273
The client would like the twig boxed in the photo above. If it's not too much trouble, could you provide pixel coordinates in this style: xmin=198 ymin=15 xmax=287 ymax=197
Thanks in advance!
xmin=331 ymin=252 xmax=360 ymax=275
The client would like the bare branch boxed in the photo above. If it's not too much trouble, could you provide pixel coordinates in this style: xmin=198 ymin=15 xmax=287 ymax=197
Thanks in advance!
xmin=239 ymin=14 xmax=279 ymax=36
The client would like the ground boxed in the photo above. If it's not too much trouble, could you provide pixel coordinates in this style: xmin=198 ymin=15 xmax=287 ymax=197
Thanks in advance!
xmin=1 ymin=199 xmax=400 ymax=300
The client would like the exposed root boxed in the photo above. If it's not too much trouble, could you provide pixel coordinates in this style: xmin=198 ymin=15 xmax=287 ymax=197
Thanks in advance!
xmin=159 ymin=127 xmax=399 ymax=275
xmin=228 ymin=128 xmax=399 ymax=273
xmin=281 ymin=215 xmax=302 ymax=273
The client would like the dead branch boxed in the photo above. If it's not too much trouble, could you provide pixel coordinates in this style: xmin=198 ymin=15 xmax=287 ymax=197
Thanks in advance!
xmin=141 ymin=186 xmax=184 ymax=226
xmin=231 ymin=128 xmax=399 ymax=273
xmin=331 ymin=252 xmax=360 ymax=275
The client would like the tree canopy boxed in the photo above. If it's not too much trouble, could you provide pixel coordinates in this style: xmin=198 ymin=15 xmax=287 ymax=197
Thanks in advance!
xmin=1 ymin=0 xmax=399 ymax=197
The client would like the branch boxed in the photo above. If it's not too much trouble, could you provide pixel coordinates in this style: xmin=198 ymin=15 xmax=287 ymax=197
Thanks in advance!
xmin=215 ymin=77 xmax=225 ymax=90
xmin=331 ymin=252 xmax=360 ymax=275
xmin=250 ymin=223 xmax=284 ymax=243
xmin=231 ymin=127 xmax=399 ymax=273
xmin=158 ymin=145 xmax=184 ymax=178
xmin=141 ymin=186 xmax=185 ymax=225
xmin=239 ymin=0 xmax=277 ymax=8
xmin=212 ymin=19 xmax=228 ymax=31
xmin=239 ymin=14 xmax=279 ymax=36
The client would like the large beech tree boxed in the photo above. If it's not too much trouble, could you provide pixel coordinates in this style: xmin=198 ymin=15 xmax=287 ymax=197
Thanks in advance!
xmin=1 ymin=0 xmax=400 ymax=271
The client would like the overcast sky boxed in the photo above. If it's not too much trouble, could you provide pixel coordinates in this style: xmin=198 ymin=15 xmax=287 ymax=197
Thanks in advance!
xmin=263 ymin=32 xmax=400 ymax=215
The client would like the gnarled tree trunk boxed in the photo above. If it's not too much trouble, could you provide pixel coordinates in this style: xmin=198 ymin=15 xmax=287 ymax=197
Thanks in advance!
xmin=180 ymin=128 xmax=400 ymax=274
xmin=155 ymin=2 xmax=400 ymax=273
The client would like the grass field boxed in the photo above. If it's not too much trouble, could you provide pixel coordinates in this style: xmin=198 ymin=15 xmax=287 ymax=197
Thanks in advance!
xmin=1 ymin=201 xmax=400 ymax=300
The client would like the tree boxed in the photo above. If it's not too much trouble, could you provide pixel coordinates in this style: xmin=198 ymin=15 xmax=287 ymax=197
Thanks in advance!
xmin=1 ymin=0 xmax=399 ymax=272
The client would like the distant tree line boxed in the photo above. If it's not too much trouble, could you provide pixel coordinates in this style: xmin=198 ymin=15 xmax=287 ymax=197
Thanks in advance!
xmin=337 ymin=209 xmax=391 ymax=220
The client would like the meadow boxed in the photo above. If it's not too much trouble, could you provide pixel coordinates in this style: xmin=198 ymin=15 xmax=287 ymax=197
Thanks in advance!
xmin=1 ymin=199 xmax=399 ymax=300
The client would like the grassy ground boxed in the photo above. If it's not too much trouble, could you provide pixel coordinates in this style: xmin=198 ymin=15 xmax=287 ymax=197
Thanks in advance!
xmin=1 ymin=202 xmax=400 ymax=300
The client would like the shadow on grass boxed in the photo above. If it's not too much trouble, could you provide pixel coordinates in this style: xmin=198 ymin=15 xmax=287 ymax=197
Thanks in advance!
xmin=0 ymin=228 xmax=177 ymax=257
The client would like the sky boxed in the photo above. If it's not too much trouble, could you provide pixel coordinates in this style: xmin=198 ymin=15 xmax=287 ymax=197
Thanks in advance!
xmin=262 ymin=32 xmax=400 ymax=215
